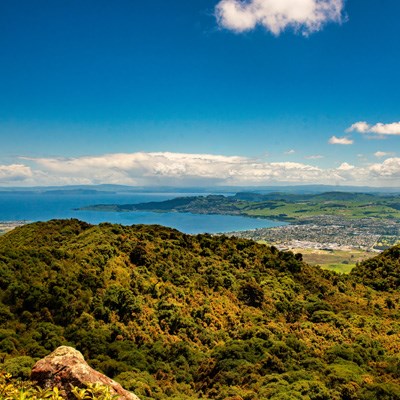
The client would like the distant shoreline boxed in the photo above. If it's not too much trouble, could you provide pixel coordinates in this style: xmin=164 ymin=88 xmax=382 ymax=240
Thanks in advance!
xmin=0 ymin=221 xmax=30 ymax=234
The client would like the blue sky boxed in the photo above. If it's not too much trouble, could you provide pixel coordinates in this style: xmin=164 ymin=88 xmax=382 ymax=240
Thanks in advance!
xmin=0 ymin=0 xmax=399 ymax=186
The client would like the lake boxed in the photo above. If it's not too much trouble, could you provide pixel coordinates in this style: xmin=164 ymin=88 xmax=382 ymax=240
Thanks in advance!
xmin=0 ymin=192 xmax=286 ymax=234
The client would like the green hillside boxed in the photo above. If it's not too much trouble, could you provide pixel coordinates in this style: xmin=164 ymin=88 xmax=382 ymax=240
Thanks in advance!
xmin=351 ymin=245 xmax=400 ymax=291
xmin=81 ymin=191 xmax=400 ymax=222
xmin=0 ymin=220 xmax=400 ymax=399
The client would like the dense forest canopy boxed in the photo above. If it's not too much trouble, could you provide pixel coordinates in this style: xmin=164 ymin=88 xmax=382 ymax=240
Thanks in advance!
xmin=0 ymin=219 xmax=399 ymax=399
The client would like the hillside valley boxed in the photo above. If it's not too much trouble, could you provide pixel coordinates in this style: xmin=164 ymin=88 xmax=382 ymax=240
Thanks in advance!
xmin=0 ymin=220 xmax=400 ymax=399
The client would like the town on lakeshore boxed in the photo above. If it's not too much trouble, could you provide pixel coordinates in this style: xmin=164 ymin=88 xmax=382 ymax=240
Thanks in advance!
xmin=0 ymin=221 xmax=29 ymax=234
xmin=225 ymin=215 xmax=400 ymax=252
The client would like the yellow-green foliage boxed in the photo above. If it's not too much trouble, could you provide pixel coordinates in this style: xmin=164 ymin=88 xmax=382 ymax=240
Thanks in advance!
xmin=0 ymin=220 xmax=400 ymax=399
xmin=351 ymin=244 xmax=400 ymax=290
xmin=0 ymin=371 xmax=117 ymax=399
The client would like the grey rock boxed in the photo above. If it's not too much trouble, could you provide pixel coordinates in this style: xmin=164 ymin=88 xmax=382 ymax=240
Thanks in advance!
xmin=31 ymin=346 xmax=140 ymax=399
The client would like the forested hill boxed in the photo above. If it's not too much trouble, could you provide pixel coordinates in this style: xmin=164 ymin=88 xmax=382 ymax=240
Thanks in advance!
xmin=0 ymin=220 xmax=400 ymax=399
xmin=351 ymin=244 xmax=400 ymax=291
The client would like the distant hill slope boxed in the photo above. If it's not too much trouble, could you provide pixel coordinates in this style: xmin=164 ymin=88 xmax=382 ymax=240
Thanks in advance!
xmin=82 ymin=194 xmax=242 ymax=214
xmin=0 ymin=220 xmax=399 ymax=399
xmin=80 ymin=191 xmax=400 ymax=223
xmin=351 ymin=245 xmax=400 ymax=291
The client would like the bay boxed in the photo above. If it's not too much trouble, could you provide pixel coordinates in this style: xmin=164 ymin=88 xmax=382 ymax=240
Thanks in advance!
xmin=0 ymin=192 xmax=285 ymax=234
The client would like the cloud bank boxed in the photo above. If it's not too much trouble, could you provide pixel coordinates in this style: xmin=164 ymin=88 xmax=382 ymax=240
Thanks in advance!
xmin=215 ymin=0 xmax=345 ymax=35
xmin=0 ymin=164 xmax=33 ymax=183
xmin=347 ymin=121 xmax=400 ymax=136
xmin=0 ymin=151 xmax=398 ymax=187
xmin=24 ymin=152 xmax=324 ymax=186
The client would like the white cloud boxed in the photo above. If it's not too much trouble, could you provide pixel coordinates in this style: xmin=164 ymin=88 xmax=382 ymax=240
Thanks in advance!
xmin=215 ymin=0 xmax=345 ymax=35
xmin=347 ymin=121 xmax=400 ymax=136
xmin=374 ymin=151 xmax=394 ymax=158
xmin=337 ymin=162 xmax=354 ymax=171
xmin=284 ymin=149 xmax=296 ymax=155
xmin=328 ymin=136 xmax=353 ymax=145
xmin=368 ymin=158 xmax=400 ymax=178
xmin=371 ymin=122 xmax=400 ymax=135
xmin=305 ymin=154 xmax=324 ymax=159
xmin=0 ymin=164 xmax=33 ymax=183
xmin=346 ymin=121 xmax=370 ymax=134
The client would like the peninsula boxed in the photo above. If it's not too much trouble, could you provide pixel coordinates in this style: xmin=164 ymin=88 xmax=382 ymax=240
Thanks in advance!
xmin=81 ymin=191 xmax=400 ymax=252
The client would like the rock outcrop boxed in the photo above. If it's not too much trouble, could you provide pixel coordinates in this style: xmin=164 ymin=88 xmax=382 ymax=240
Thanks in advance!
xmin=31 ymin=346 xmax=140 ymax=400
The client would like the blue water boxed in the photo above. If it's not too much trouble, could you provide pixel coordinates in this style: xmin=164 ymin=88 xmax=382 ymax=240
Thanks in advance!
xmin=0 ymin=192 xmax=285 ymax=234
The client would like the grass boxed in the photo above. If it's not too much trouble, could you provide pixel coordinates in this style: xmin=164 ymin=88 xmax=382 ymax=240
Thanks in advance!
xmin=320 ymin=263 xmax=356 ymax=274
xmin=243 ymin=201 xmax=400 ymax=221
xmin=255 ymin=243 xmax=376 ymax=274
xmin=290 ymin=248 xmax=375 ymax=274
